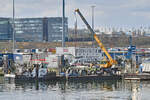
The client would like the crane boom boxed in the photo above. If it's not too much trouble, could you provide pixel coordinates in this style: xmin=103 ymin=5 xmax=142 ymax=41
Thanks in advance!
xmin=75 ymin=9 xmax=117 ymax=68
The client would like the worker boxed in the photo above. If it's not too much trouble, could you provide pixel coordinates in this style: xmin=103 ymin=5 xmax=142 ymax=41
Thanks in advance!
xmin=139 ymin=63 xmax=143 ymax=73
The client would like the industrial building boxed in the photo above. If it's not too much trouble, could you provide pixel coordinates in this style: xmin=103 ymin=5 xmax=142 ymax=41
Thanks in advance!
xmin=0 ymin=17 xmax=68 ymax=42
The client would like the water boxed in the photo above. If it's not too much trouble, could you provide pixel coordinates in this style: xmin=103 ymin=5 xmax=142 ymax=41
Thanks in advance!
xmin=0 ymin=77 xmax=150 ymax=100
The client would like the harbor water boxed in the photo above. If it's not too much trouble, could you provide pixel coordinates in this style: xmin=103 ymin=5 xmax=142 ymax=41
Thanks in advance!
xmin=0 ymin=77 xmax=150 ymax=100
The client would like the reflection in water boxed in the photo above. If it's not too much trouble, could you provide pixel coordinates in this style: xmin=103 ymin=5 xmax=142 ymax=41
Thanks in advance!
xmin=123 ymin=80 xmax=141 ymax=100
xmin=0 ymin=77 xmax=150 ymax=100
xmin=131 ymin=83 xmax=141 ymax=100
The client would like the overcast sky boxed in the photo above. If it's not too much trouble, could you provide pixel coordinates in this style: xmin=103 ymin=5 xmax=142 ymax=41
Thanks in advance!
xmin=0 ymin=0 xmax=150 ymax=28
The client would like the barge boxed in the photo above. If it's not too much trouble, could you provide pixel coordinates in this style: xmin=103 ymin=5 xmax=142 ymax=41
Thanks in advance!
xmin=15 ymin=74 xmax=122 ymax=82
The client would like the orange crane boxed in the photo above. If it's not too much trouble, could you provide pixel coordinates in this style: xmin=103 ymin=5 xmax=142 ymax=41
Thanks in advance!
xmin=75 ymin=9 xmax=117 ymax=69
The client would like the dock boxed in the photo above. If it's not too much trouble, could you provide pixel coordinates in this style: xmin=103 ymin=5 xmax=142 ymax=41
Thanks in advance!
xmin=124 ymin=74 xmax=150 ymax=81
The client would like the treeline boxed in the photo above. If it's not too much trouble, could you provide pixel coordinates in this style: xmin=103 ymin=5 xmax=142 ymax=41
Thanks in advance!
xmin=68 ymin=28 xmax=150 ymax=48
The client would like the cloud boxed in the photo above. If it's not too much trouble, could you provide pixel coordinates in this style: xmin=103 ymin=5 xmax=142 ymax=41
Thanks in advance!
xmin=132 ymin=11 xmax=150 ymax=19
xmin=0 ymin=0 xmax=13 ymax=17
xmin=121 ymin=0 xmax=150 ymax=8
xmin=0 ymin=0 xmax=150 ymax=28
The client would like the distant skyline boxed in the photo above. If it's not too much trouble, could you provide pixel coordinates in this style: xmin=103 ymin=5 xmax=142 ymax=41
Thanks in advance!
xmin=1 ymin=0 xmax=150 ymax=28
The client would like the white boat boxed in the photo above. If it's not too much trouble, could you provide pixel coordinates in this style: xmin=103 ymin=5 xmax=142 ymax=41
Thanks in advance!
xmin=4 ymin=74 xmax=16 ymax=78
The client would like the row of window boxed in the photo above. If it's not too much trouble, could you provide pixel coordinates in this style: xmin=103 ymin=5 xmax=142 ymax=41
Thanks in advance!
xmin=76 ymin=49 xmax=101 ymax=53
xmin=15 ymin=20 xmax=42 ymax=24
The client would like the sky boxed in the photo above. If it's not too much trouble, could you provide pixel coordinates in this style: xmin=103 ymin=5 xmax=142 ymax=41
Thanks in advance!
xmin=0 ymin=0 xmax=150 ymax=28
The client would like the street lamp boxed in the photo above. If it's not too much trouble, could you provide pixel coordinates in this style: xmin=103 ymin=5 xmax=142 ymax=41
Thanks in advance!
xmin=12 ymin=0 xmax=15 ymax=52
xmin=62 ymin=0 xmax=65 ymax=47
xmin=91 ymin=5 xmax=95 ymax=30
xmin=91 ymin=5 xmax=95 ymax=46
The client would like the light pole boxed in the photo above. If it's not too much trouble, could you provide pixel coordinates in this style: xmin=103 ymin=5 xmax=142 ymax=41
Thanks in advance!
xmin=91 ymin=5 xmax=95 ymax=46
xmin=91 ymin=6 xmax=95 ymax=30
xmin=62 ymin=0 xmax=65 ymax=47
xmin=12 ymin=0 xmax=15 ymax=52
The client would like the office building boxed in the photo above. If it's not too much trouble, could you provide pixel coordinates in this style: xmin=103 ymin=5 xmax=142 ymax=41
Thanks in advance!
xmin=15 ymin=18 xmax=43 ymax=42
xmin=0 ymin=17 xmax=68 ymax=42
xmin=0 ymin=18 xmax=12 ymax=41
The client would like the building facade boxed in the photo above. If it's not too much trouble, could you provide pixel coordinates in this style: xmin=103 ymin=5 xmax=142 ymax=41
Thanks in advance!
xmin=0 ymin=17 xmax=68 ymax=42
xmin=47 ymin=18 xmax=68 ymax=42
xmin=0 ymin=18 xmax=12 ymax=41
xmin=56 ymin=47 xmax=103 ymax=64
xmin=15 ymin=18 xmax=43 ymax=42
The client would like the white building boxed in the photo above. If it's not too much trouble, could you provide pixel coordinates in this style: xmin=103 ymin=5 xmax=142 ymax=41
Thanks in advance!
xmin=56 ymin=47 xmax=103 ymax=64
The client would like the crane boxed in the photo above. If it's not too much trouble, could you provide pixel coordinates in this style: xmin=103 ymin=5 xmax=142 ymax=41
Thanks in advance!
xmin=75 ymin=9 xmax=117 ymax=69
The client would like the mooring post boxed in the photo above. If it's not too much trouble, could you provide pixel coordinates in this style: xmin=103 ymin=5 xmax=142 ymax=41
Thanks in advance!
xmin=36 ymin=64 xmax=39 ymax=79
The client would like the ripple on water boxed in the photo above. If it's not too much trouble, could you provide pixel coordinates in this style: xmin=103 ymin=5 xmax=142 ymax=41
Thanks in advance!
xmin=0 ymin=79 xmax=149 ymax=100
